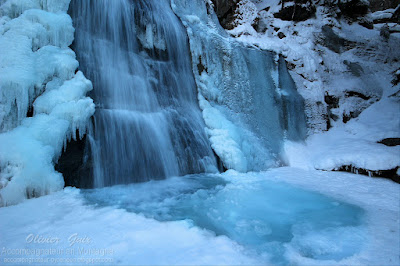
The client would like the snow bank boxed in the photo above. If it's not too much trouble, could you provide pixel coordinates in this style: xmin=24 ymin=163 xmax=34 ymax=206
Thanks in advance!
xmin=285 ymin=97 xmax=400 ymax=172
xmin=0 ymin=0 xmax=95 ymax=206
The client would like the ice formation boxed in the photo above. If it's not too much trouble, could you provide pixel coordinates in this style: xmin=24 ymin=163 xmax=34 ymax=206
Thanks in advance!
xmin=172 ymin=0 xmax=307 ymax=172
xmin=0 ymin=0 xmax=95 ymax=206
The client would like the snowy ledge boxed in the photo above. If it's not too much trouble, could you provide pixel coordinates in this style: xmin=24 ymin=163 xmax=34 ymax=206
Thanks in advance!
xmin=0 ymin=0 xmax=95 ymax=206
xmin=284 ymin=97 xmax=400 ymax=181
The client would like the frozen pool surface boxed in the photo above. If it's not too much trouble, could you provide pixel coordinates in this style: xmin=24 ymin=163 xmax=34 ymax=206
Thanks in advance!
xmin=82 ymin=174 xmax=366 ymax=264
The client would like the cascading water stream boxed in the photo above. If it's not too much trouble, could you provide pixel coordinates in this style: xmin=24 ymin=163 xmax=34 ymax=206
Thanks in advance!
xmin=69 ymin=0 xmax=217 ymax=187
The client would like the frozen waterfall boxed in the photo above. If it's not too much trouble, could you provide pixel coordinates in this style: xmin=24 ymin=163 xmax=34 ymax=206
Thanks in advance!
xmin=172 ymin=0 xmax=307 ymax=172
xmin=68 ymin=0 xmax=307 ymax=187
xmin=69 ymin=0 xmax=218 ymax=187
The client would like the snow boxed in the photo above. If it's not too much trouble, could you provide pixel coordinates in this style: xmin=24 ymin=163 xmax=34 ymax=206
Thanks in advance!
xmin=0 ymin=3 xmax=398 ymax=265
xmin=0 ymin=168 xmax=398 ymax=265
xmin=0 ymin=186 xmax=257 ymax=265
xmin=370 ymin=8 xmax=396 ymax=22
xmin=0 ymin=0 xmax=95 ymax=206
xmin=284 ymin=96 xmax=400 ymax=172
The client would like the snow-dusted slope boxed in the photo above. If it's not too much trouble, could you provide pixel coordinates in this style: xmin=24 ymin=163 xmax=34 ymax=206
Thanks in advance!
xmin=0 ymin=0 xmax=95 ymax=206
xmin=222 ymin=0 xmax=400 ymax=178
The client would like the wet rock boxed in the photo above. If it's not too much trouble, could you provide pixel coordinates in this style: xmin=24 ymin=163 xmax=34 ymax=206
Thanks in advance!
xmin=336 ymin=165 xmax=399 ymax=183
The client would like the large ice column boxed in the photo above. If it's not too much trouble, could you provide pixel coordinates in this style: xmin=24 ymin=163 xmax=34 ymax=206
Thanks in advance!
xmin=172 ymin=0 xmax=307 ymax=172
xmin=0 ymin=0 xmax=95 ymax=206
xmin=69 ymin=0 xmax=217 ymax=187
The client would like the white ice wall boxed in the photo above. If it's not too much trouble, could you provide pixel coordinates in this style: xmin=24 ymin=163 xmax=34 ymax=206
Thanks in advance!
xmin=0 ymin=0 xmax=95 ymax=206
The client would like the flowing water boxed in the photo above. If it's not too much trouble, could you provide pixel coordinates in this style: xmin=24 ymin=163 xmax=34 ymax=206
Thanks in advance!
xmin=69 ymin=0 xmax=217 ymax=187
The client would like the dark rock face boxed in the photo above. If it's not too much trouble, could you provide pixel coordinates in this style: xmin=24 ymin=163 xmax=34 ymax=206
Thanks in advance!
xmin=324 ymin=89 xmax=375 ymax=125
xmin=324 ymin=92 xmax=339 ymax=109
xmin=55 ymin=135 xmax=93 ymax=188
xmin=338 ymin=0 xmax=369 ymax=19
xmin=378 ymin=138 xmax=400 ymax=146
xmin=369 ymin=0 xmax=399 ymax=12
xmin=393 ymin=6 xmax=400 ymax=23
xmin=324 ymin=92 xmax=340 ymax=126
xmin=318 ymin=25 xmax=356 ymax=53
xmin=211 ymin=0 xmax=238 ymax=29
xmin=274 ymin=0 xmax=316 ymax=22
